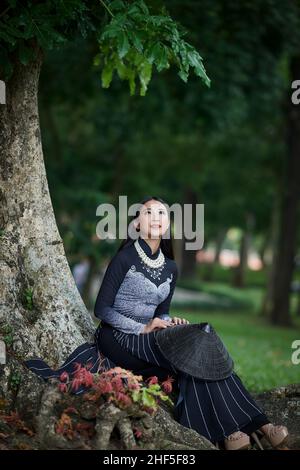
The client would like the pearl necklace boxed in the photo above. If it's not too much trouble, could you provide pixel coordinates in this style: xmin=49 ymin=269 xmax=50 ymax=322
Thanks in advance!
xmin=134 ymin=239 xmax=166 ymax=280
xmin=134 ymin=239 xmax=165 ymax=268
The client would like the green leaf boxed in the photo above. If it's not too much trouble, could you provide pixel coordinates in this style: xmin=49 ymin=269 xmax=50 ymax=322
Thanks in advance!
xmin=148 ymin=383 xmax=161 ymax=392
xmin=93 ymin=53 xmax=102 ymax=67
xmin=155 ymin=44 xmax=169 ymax=72
xmin=115 ymin=58 xmax=128 ymax=79
xmin=158 ymin=394 xmax=169 ymax=401
xmin=117 ymin=31 xmax=130 ymax=58
xmin=131 ymin=390 xmax=140 ymax=402
xmin=142 ymin=389 xmax=156 ymax=407
xmin=194 ymin=63 xmax=211 ymax=87
xmin=109 ymin=0 xmax=125 ymax=11
xmin=137 ymin=0 xmax=149 ymax=16
xmin=101 ymin=63 xmax=114 ymax=88
xmin=128 ymin=30 xmax=143 ymax=52
xmin=178 ymin=68 xmax=188 ymax=82
xmin=187 ymin=50 xmax=202 ymax=68
xmin=128 ymin=71 xmax=136 ymax=95
xmin=145 ymin=42 xmax=161 ymax=64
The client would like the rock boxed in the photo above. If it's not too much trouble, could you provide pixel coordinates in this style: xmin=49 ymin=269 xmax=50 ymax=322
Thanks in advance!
xmin=254 ymin=383 xmax=300 ymax=449
xmin=152 ymin=404 xmax=216 ymax=450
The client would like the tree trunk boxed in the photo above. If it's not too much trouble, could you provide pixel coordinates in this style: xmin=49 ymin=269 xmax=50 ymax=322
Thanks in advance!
xmin=203 ymin=228 xmax=227 ymax=282
xmin=0 ymin=47 xmax=94 ymax=370
xmin=232 ymin=231 xmax=248 ymax=288
xmin=180 ymin=188 xmax=198 ymax=280
xmin=214 ymin=228 xmax=226 ymax=265
xmin=270 ymin=55 xmax=300 ymax=326
xmin=232 ymin=214 xmax=254 ymax=288
xmin=258 ymin=236 xmax=268 ymax=270
xmin=260 ymin=193 xmax=280 ymax=317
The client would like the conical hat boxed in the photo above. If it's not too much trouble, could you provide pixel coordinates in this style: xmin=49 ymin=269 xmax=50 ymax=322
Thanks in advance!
xmin=154 ymin=322 xmax=234 ymax=381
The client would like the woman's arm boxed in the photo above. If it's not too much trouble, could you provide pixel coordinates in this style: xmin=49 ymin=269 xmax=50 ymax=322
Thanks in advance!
xmin=153 ymin=264 xmax=178 ymax=322
xmin=94 ymin=254 xmax=145 ymax=335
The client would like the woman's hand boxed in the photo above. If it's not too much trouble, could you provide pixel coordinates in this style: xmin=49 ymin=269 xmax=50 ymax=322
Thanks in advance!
xmin=141 ymin=317 xmax=172 ymax=334
xmin=170 ymin=316 xmax=190 ymax=325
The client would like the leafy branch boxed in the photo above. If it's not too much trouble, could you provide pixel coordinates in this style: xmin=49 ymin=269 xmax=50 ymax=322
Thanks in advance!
xmin=95 ymin=0 xmax=210 ymax=95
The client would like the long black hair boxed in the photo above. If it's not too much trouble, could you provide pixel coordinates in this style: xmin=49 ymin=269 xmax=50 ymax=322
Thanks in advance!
xmin=116 ymin=195 xmax=175 ymax=260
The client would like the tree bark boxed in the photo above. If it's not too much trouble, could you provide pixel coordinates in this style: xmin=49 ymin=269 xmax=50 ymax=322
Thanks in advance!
xmin=0 ymin=46 xmax=94 ymax=369
xmin=260 ymin=193 xmax=280 ymax=317
xmin=180 ymin=188 xmax=198 ymax=280
xmin=203 ymin=228 xmax=227 ymax=282
xmin=232 ymin=213 xmax=254 ymax=288
xmin=270 ymin=55 xmax=300 ymax=326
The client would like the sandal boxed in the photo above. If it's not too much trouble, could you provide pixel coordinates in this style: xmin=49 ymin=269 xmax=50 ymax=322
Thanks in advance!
xmin=224 ymin=431 xmax=251 ymax=450
xmin=251 ymin=423 xmax=289 ymax=449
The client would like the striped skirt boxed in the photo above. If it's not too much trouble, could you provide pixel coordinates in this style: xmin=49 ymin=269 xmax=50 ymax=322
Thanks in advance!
xmin=25 ymin=322 xmax=270 ymax=445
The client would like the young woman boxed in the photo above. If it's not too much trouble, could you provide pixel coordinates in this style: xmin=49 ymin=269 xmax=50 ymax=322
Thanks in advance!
xmin=25 ymin=195 xmax=289 ymax=450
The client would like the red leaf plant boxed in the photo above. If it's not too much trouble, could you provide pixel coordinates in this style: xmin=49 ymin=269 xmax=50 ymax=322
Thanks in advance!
xmin=161 ymin=375 xmax=175 ymax=394
xmin=57 ymin=362 xmax=175 ymax=415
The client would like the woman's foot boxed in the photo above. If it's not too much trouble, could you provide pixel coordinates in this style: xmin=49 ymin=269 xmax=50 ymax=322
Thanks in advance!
xmin=257 ymin=423 xmax=289 ymax=449
xmin=224 ymin=431 xmax=251 ymax=450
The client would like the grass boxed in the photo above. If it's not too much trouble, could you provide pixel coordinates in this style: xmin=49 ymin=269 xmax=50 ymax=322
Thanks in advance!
xmin=174 ymin=281 xmax=264 ymax=312
xmin=196 ymin=263 xmax=268 ymax=288
xmin=170 ymin=307 xmax=300 ymax=393
xmin=176 ymin=264 xmax=300 ymax=316
xmin=184 ymin=262 xmax=300 ymax=289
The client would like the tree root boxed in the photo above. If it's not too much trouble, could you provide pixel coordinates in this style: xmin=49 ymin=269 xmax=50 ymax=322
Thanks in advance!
xmin=94 ymin=401 xmax=157 ymax=450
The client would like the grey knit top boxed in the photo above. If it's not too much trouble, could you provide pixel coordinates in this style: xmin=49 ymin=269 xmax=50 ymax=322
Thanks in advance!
xmin=94 ymin=237 xmax=178 ymax=336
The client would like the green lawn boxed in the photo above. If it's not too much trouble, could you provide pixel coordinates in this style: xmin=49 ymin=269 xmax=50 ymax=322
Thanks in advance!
xmin=196 ymin=263 xmax=268 ymax=288
xmin=170 ymin=308 xmax=300 ymax=393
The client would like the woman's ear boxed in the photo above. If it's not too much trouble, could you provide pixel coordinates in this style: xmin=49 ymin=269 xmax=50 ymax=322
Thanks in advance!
xmin=133 ymin=220 xmax=140 ymax=232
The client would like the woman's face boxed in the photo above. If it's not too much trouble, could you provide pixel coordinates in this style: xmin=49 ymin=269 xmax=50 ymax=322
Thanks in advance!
xmin=136 ymin=200 xmax=170 ymax=239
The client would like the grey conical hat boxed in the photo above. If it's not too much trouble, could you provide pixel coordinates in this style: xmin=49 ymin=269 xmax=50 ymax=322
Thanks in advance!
xmin=154 ymin=322 xmax=234 ymax=381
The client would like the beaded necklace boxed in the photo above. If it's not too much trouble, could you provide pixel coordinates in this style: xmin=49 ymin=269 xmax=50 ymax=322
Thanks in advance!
xmin=134 ymin=239 xmax=166 ymax=280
